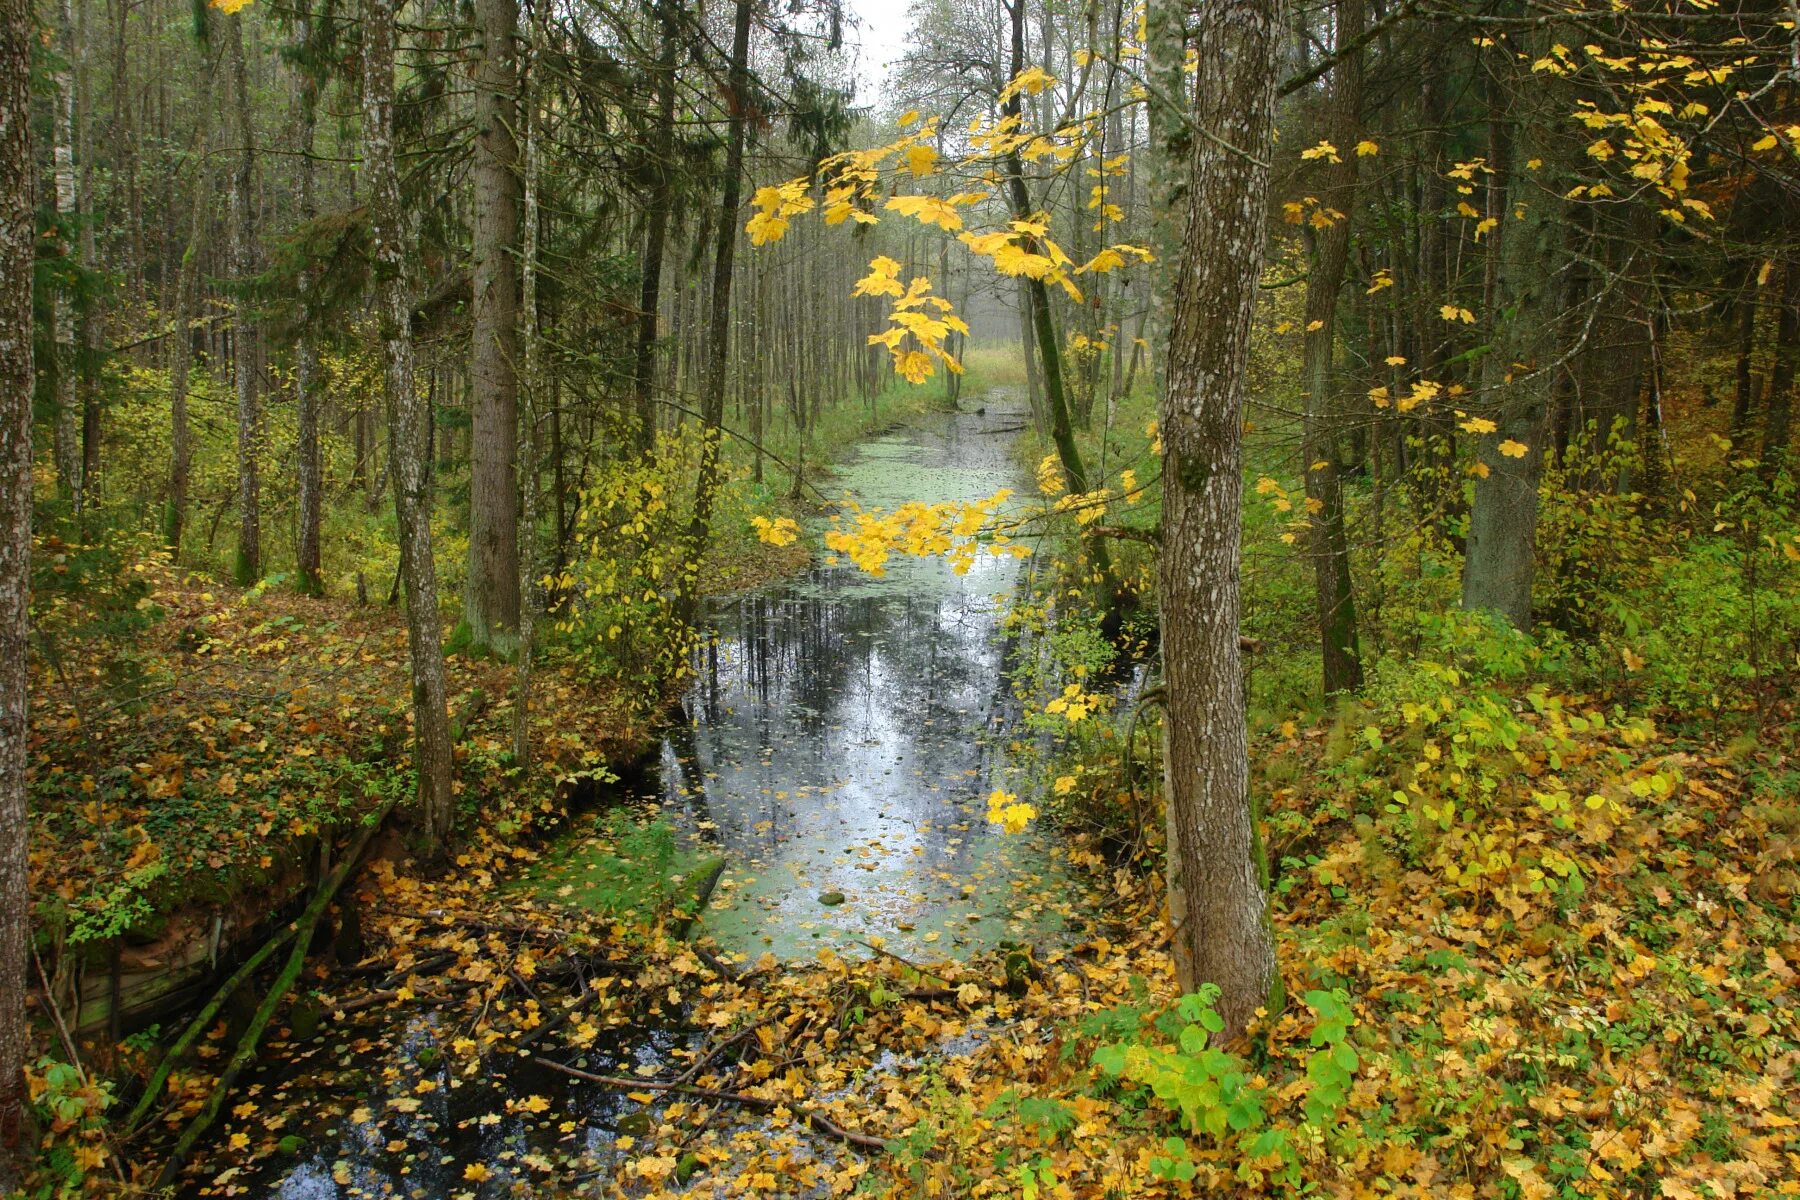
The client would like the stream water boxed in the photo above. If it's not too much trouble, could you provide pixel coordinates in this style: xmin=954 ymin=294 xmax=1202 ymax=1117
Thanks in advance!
xmin=528 ymin=397 xmax=1074 ymax=961
xmin=187 ymin=399 xmax=1083 ymax=1200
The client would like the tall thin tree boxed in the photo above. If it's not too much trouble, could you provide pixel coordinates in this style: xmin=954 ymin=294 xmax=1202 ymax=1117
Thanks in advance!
xmin=630 ymin=0 xmax=681 ymax=456
xmin=681 ymin=0 xmax=753 ymax=614
xmin=0 ymin=0 xmax=33 ymax=1174
xmin=1460 ymin=33 xmax=1564 ymax=628
xmin=226 ymin=11 xmax=261 ymax=584
xmin=364 ymin=0 xmax=455 ymax=850
xmin=1299 ymin=0 xmax=1364 ymax=695
xmin=164 ymin=24 xmax=215 ymax=558
xmin=464 ymin=0 xmax=523 ymax=655
xmin=294 ymin=26 xmax=323 ymax=594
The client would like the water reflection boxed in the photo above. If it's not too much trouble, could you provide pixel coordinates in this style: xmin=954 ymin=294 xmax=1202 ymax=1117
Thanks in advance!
xmin=661 ymin=404 xmax=1067 ymax=960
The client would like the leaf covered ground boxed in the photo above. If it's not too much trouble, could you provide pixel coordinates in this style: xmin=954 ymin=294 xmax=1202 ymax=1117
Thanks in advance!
xmin=28 ymin=552 xmax=661 ymax=958
xmin=127 ymin=647 xmax=1800 ymax=1200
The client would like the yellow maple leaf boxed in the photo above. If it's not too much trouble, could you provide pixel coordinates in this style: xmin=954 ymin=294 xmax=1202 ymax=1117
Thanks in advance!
xmin=1498 ymin=439 xmax=1529 ymax=458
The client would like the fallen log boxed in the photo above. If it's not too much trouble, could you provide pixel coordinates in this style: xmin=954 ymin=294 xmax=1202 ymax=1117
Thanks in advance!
xmin=122 ymin=923 xmax=299 ymax=1137
xmin=152 ymin=801 xmax=396 ymax=1186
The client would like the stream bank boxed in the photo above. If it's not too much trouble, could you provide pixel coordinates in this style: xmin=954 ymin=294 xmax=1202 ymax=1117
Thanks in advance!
xmin=147 ymin=394 xmax=1113 ymax=1198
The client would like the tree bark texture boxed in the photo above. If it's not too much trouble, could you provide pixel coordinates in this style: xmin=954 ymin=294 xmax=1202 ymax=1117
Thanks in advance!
xmin=0 ymin=0 xmax=33 ymax=1175
xmin=364 ymin=0 xmax=456 ymax=849
xmin=465 ymin=0 xmax=522 ymax=655
xmin=1146 ymin=0 xmax=1282 ymax=1043
xmin=227 ymin=13 xmax=260 ymax=584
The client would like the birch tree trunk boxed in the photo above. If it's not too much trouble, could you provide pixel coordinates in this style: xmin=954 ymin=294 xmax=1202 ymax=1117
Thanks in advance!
xmin=0 ymin=0 xmax=32 ymax=1176
xmin=364 ymin=0 xmax=456 ymax=850
xmin=1146 ymin=0 xmax=1282 ymax=1044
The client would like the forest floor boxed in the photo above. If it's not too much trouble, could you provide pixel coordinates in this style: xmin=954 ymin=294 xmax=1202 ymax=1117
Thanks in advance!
xmin=115 ymin=653 xmax=1800 ymax=1200
xmin=35 ymin=383 xmax=1800 ymax=1198
xmin=26 ymin=523 xmax=808 ymax=1034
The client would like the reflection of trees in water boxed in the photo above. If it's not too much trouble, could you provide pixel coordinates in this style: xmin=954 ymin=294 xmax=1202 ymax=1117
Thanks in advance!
xmin=663 ymin=407 xmax=1034 ymax=857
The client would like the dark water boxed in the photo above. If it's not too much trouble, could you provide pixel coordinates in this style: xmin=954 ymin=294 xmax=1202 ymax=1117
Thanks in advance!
xmin=536 ymin=400 xmax=1073 ymax=961
xmin=187 ymin=400 xmax=1074 ymax=1199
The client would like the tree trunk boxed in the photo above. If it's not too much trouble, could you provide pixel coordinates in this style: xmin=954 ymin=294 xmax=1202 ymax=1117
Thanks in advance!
xmin=74 ymin=0 xmax=100 ymax=505
xmin=364 ymin=0 xmax=455 ymax=851
xmin=681 ymin=0 xmax=752 ymax=617
xmin=1730 ymin=259 xmax=1758 ymax=440
xmin=513 ymin=4 xmax=543 ymax=768
xmin=1000 ymin=0 xmax=1118 ymax=600
xmin=1460 ymin=42 xmax=1564 ymax=629
xmin=226 ymin=13 xmax=260 ymax=585
xmin=163 ymin=30 xmax=214 ymax=557
xmin=52 ymin=0 xmax=80 ymax=508
xmin=1300 ymin=0 xmax=1364 ymax=696
xmin=464 ymin=0 xmax=522 ymax=656
xmin=1145 ymin=0 xmax=1282 ymax=1044
xmin=0 ymin=0 xmax=33 ymax=1176
xmin=632 ymin=0 xmax=680 ymax=456
xmin=1760 ymin=257 xmax=1800 ymax=482
xmin=295 ymin=65 xmax=323 ymax=595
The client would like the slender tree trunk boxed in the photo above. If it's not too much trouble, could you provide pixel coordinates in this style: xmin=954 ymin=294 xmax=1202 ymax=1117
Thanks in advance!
xmin=1760 ymin=257 xmax=1800 ymax=482
xmin=364 ymin=0 xmax=455 ymax=851
xmin=52 ymin=0 xmax=80 ymax=508
xmin=1018 ymin=282 xmax=1045 ymax=434
xmin=464 ymin=0 xmax=522 ymax=655
xmin=1000 ymin=0 xmax=1118 ymax=599
xmin=681 ymin=0 xmax=752 ymax=616
xmin=74 ymin=0 xmax=100 ymax=504
xmin=632 ymin=0 xmax=680 ymax=455
xmin=1300 ymin=0 xmax=1364 ymax=696
xmin=1145 ymin=0 xmax=1282 ymax=1045
xmin=514 ymin=10 xmax=543 ymax=767
xmin=1461 ymin=38 xmax=1563 ymax=628
xmin=0 ymin=0 xmax=33 ymax=1176
xmin=295 ymin=66 xmax=323 ymax=594
xmin=226 ymin=13 xmax=260 ymax=584
xmin=164 ymin=31 xmax=213 ymax=557
xmin=1731 ymin=261 xmax=1759 ymax=440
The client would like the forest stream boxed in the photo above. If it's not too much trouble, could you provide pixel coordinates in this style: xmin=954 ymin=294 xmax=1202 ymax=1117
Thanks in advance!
xmin=185 ymin=398 xmax=1091 ymax=1200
